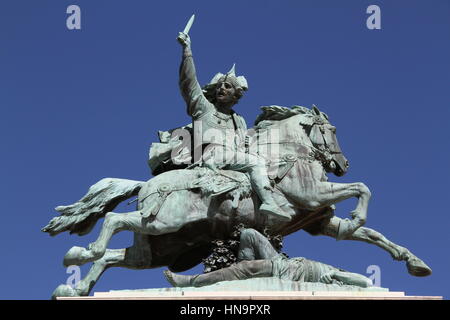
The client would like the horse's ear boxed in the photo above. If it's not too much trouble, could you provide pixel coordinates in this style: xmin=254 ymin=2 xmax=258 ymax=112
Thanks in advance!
xmin=312 ymin=104 xmax=321 ymax=115
xmin=312 ymin=104 xmax=329 ymax=121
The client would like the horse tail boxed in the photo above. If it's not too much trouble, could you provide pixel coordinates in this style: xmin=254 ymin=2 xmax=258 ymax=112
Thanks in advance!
xmin=42 ymin=178 xmax=144 ymax=236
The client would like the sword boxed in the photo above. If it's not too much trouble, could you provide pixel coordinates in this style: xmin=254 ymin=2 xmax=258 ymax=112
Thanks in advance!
xmin=182 ymin=14 xmax=195 ymax=35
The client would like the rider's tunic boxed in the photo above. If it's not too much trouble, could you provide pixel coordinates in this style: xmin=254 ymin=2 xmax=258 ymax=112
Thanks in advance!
xmin=179 ymin=55 xmax=264 ymax=170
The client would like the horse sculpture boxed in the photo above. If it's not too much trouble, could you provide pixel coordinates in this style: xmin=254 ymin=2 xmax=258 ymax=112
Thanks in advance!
xmin=43 ymin=105 xmax=431 ymax=298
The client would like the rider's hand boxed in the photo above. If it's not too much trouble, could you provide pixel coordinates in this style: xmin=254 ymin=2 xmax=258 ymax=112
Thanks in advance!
xmin=177 ymin=32 xmax=191 ymax=48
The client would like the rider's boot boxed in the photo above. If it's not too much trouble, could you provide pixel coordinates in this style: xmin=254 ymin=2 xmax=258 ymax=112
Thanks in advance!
xmin=249 ymin=170 xmax=291 ymax=222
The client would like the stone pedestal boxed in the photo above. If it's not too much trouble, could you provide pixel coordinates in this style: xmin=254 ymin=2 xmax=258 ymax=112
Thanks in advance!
xmin=57 ymin=277 xmax=442 ymax=300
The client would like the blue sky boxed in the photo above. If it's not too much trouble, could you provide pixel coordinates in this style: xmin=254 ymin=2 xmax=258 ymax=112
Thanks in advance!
xmin=0 ymin=0 xmax=449 ymax=299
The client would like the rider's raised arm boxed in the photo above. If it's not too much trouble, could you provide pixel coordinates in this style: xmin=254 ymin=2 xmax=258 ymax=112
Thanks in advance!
xmin=178 ymin=32 xmax=212 ymax=119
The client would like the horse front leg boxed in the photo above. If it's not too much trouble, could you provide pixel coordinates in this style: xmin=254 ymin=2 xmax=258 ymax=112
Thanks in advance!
xmin=319 ymin=216 xmax=432 ymax=277
xmin=298 ymin=181 xmax=371 ymax=239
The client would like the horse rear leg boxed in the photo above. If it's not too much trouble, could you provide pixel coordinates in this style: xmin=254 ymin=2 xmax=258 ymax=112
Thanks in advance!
xmin=63 ymin=210 xmax=178 ymax=266
xmin=319 ymin=216 xmax=432 ymax=277
xmin=54 ymin=237 xmax=154 ymax=298
xmin=53 ymin=249 xmax=127 ymax=298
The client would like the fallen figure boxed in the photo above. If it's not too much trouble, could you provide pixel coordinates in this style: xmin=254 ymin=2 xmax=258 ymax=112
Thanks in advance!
xmin=164 ymin=228 xmax=372 ymax=288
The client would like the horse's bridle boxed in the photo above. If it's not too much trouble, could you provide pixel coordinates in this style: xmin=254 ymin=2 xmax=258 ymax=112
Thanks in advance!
xmin=308 ymin=121 xmax=344 ymax=172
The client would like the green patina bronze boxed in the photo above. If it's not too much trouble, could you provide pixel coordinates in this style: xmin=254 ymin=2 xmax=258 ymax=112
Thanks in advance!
xmin=44 ymin=15 xmax=431 ymax=298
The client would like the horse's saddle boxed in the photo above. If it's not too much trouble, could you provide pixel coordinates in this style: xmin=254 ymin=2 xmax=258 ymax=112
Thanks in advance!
xmin=139 ymin=166 xmax=253 ymax=219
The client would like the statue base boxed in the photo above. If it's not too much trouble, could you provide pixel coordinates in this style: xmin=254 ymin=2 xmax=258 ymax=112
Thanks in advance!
xmin=57 ymin=277 xmax=442 ymax=300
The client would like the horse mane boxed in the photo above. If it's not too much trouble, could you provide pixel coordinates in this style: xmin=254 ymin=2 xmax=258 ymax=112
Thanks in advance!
xmin=254 ymin=105 xmax=329 ymax=128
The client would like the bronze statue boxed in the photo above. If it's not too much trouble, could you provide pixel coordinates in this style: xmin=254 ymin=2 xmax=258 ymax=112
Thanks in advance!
xmin=164 ymin=228 xmax=373 ymax=288
xmin=44 ymin=16 xmax=431 ymax=298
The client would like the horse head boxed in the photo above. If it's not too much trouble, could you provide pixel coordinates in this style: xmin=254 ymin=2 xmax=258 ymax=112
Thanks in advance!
xmin=303 ymin=105 xmax=349 ymax=176
xmin=254 ymin=105 xmax=349 ymax=176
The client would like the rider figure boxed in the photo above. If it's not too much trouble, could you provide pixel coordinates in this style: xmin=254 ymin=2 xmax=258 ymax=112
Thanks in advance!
xmin=177 ymin=31 xmax=291 ymax=222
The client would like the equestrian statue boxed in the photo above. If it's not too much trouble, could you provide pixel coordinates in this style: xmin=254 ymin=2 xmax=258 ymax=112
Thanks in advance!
xmin=43 ymin=15 xmax=431 ymax=298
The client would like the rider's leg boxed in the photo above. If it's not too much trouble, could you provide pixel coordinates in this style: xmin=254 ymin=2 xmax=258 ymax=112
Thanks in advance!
xmin=238 ymin=228 xmax=279 ymax=261
xmin=164 ymin=260 xmax=273 ymax=287
xmin=247 ymin=167 xmax=292 ymax=221
xmin=220 ymin=149 xmax=291 ymax=221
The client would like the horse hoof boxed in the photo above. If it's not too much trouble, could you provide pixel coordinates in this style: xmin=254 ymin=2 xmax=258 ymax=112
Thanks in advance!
xmin=407 ymin=258 xmax=432 ymax=277
xmin=63 ymin=246 xmax=89 ymax=267
xmin=51 ymin=284 xmax=80 ymax=300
